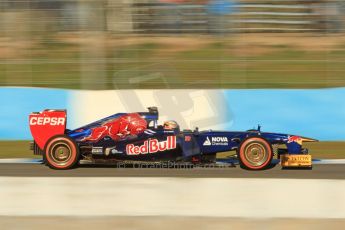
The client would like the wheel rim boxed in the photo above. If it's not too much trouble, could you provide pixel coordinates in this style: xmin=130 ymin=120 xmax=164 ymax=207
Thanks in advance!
xmin=49 ymin=142 xmax=72 ymax=166
xmin=244 ymin=143 xmax=268 ymax=167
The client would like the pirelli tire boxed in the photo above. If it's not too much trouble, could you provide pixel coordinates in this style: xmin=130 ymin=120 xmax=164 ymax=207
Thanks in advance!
xmin=44 ymin=135 xmax=79 ymax=170
xmin=238 ymin=137 xmax=273 ymax=170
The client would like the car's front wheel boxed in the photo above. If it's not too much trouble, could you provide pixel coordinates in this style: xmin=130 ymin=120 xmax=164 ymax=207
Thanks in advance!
xmin=44 ymin=135 xmax=79 ymax=170
xmin=238 ymin=137 xmax=273 ymax=170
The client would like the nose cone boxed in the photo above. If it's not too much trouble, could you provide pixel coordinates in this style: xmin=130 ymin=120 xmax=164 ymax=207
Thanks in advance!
xmin=288 ymin=135 xmax=318 ymax=145
xmin=300 ymin=137 xmax=319 ymax=143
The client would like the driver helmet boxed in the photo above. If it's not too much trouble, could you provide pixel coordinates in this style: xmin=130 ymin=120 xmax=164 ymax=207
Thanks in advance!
xmin=163 ymin=120 xmax=179 ymax=130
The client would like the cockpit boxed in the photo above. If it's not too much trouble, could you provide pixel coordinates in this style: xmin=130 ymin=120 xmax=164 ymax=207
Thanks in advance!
xmin=141 ymin=107 xmax=180 ymax=133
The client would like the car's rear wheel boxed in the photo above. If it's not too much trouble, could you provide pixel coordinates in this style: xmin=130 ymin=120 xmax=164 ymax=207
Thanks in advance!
xmin=238 ymin=137 xmax=273 ymax=170
xmin=44 ymin=135 xmax=79 ymax=170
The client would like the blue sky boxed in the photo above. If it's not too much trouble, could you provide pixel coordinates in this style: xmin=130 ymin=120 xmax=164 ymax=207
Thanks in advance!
xmin=1 ymin=87 xmax=345 ymax=141
xmin=0 ymin=88 xmax=68 ymax=139
xmin=224 ymin=88 xmax=345 ymax=141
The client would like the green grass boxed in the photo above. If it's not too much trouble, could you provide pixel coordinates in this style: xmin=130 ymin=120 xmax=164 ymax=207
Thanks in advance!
xmin=304 ymin=141 xmax=345 ymax=159
xmin=0 ymin=141 xmax=40 ymax=159
xmin=0 ymin=141 xmax=344 ymax=159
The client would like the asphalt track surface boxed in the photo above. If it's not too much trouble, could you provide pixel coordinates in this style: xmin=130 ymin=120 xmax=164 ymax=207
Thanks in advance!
xmin=0 ymin=163 xmax=344 ymax=179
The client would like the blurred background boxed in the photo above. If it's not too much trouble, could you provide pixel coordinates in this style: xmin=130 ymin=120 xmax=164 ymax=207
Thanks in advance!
xmin=1 ymin=0 xmax=345 ymax=159
xmin=1 ymin=0 xmax=345 ymax=90
xmin=0 ymin=2 xmax=345 ymax=229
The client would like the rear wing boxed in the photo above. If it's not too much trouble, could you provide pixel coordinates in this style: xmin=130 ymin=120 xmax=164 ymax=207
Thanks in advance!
xmin=29 ymin=109 xmax=67 ymax=150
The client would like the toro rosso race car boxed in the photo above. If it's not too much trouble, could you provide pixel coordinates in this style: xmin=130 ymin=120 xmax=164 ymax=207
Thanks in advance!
xmin=29 ymin=107 xmax=317 ymax=170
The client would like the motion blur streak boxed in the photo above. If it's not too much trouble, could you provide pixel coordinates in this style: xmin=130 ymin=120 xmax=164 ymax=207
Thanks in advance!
xmin=0 ymin=177 xmax=344 ymax=218
xmin=1 ymin=1 xmax=345 ymax=90
xmin=1 ymin=217 xmax=345 ymax=230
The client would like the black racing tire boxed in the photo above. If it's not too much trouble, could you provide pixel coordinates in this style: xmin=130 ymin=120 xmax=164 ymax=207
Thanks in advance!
xmin=44 ymin=135 xmax=79 ymax=170
xmin=238 ymin=137 xmax=273 ymax=170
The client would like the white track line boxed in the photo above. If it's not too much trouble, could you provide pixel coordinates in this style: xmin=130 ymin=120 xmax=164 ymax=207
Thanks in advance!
xmin=0 ymin=158 xmax=42 ymax=164
xmin=0 ymin=177 xmax=344 ymax=218
xmin=313 ymin=159 xmax=345 ymax=164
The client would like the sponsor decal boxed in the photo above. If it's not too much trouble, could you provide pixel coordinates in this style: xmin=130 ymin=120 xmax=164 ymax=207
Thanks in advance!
xmin=185 ymin=136 xmax=192 ymax=142
xmin=111 ymin=148 xmax=122 ymax=154
xmin=91 ymin=147 xmax=103 ymax=155
xmin=104 ymin=147 xmax=122 ymax=156
xmin=281 ymin=154 xmax=311 ymax=167
xmin=288 ymin=135 xmax=303 ymax=145
xmin=29 ymin=117 xmax=65 ymax=126
xmin=203 ymin=137 xmax=211 ymax=146
xmin=203 ymin=136 xmax=228 ymax=146
xmin=126 ymin=136 xmax=176 ymax=155
xmin=144 ymin=129 xmax=156 ymax=135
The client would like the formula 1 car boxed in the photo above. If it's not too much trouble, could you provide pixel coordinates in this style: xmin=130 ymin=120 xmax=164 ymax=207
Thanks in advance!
xmin=29 ymin=107 xmax=317 ymax=170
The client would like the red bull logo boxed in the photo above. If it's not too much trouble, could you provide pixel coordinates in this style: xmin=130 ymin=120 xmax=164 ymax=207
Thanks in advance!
xmin=82 ymin=113 xmax=147 ymax=142
xmin=288 ymin=135 xmax=303 ymax=145
xmin=126 ymin=136 xmax=176 ymax=155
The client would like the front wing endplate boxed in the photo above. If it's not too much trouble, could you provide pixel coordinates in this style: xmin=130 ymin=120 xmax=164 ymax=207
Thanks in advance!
xmin=280 ymin=154 xmax=312 ymax=168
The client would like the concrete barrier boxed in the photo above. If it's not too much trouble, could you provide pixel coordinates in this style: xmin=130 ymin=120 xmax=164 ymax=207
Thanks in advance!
xmin=0 ymin=177 xmax=344 ymax=218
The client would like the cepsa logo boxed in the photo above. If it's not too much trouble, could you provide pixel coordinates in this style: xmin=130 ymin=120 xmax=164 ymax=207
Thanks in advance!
xmin=30 ymin=117 xmax=65 ymax=126
xmin=126 ymin=136 xmax=176 ymax=155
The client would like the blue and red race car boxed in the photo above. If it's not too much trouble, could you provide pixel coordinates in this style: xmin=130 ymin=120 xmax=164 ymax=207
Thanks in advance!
xmin=29 ymin=107 xmax=317 ymax=170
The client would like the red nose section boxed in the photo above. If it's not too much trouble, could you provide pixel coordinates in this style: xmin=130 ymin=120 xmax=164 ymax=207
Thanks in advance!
xmin=29 ymin=110 xmax=67 ymax=150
